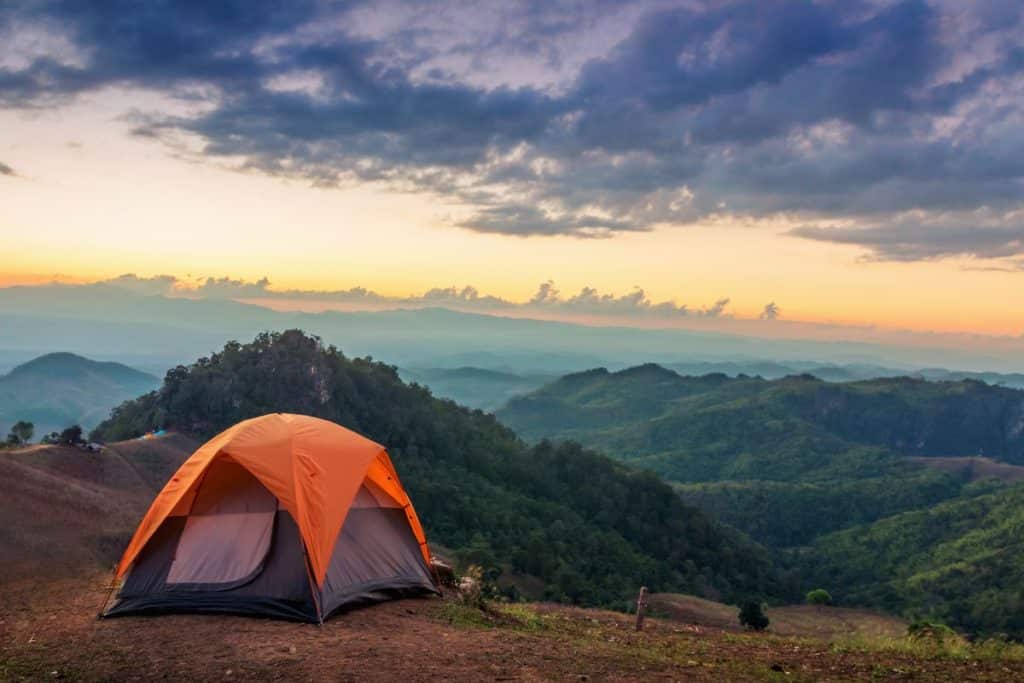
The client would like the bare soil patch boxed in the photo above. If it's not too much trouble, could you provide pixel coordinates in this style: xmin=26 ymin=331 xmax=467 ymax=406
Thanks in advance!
xmin=907 ymin=455 xmax=1024 ymax=483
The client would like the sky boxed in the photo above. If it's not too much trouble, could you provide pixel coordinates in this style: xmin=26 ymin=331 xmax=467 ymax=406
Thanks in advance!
xmin=1 ymin=0 xmax=1023 ymax=337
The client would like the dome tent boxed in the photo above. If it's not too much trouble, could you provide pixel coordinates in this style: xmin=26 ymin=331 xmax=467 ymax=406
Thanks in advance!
xmin=103 ymin=414 xmax=437 ymax=622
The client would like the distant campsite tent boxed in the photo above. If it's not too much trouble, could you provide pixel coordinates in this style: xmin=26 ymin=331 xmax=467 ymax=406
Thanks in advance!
xmin=103 ymin=413 xmax=437 ymax=622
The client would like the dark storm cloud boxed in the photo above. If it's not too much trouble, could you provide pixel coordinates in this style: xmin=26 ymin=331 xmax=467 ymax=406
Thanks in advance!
xmin=2 ymin=0 xmax=1024 ymax=261
xmin=456 ymin=204 xmax=640 ymax=238
xmin=790 ymin=216 xmax=1024 ymax=262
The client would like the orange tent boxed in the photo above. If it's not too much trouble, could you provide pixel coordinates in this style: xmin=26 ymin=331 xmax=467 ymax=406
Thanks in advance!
xmin=104 ymin=414 xmax=437 ymax=622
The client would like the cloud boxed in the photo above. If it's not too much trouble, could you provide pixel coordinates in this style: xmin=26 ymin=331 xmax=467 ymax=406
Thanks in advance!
xmin=98 ymin=273 xmax=738 ymax=322
xmin=527 ymin=281 xmax=693 ymax=317
xmin=2 ymin=1 xmax=1023 ymax=261
xmin=789 ymin=212 xmax=1024 ymax=262
xmin=0 ymin=161 xmax=15 ymax=176
xmin=101 ymin=273 xmax=179 ymax=295
xmin=702 ymin=298 xmax=731 ymax=318
xmin=194 ymin=276 xmax=274 ymax=298
xmin=759 ymin=302 xmax=780 ymax=320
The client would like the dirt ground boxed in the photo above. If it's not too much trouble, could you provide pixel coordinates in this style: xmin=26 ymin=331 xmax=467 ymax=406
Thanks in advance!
xmin=3 ymin=574 xmax=1024 ymax=682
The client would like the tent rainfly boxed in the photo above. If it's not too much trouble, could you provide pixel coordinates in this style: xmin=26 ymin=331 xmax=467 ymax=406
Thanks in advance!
xmin=103 ymin=413 xmax=438 ymax=622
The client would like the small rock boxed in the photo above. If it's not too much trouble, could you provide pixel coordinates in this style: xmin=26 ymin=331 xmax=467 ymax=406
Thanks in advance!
xmin=225 ymin=669 xmax=233 ymax=677
xmin=288 ymin=646 xmax=297 ymax=655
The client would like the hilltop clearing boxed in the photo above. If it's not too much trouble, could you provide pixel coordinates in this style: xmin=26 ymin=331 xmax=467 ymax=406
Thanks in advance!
xmin=3 ymin=574 xmax=1024 ymax=682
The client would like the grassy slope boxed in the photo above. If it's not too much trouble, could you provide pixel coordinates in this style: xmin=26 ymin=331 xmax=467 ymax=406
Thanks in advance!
xmin=0 ymin=435 xmax=193 ymax=578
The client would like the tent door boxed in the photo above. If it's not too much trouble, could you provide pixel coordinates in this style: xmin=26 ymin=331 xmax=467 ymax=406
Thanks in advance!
xmin=166 ymin=458 xmax=277 ymax=591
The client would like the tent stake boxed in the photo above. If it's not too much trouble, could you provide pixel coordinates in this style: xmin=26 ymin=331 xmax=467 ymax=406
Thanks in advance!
xmin=96 ymin=564 xmax=119 ymax=619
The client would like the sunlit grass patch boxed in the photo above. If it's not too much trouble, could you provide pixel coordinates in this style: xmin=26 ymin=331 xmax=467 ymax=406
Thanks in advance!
xmin=434 ymin=599 xmax=555 ymax=633
xmin=831 ymin=631 xmax=1024 ymax=662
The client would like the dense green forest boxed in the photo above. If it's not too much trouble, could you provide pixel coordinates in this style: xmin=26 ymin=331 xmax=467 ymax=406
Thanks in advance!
xmin=498 ymin=364 xmax=1024 ymax=636
xmin=798 ymin=484 xmax=1024 ymax=637
xmin=498 ymin=365 xmax=1024 ymax=545
xmin=498 ymin=364 xmax=1024 ymax=466
xmin=93 ymin=331 xmax=778 ymax=608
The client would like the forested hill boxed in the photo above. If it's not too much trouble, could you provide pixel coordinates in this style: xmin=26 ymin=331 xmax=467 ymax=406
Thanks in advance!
xmin=496 ymin=365 xmax=1024 ymax=545
xmin=497 ymin=364 xmax=1024 ymax=466
xmin=92 ymin=330 xmax=778 ymax=607
xmin=497 ymin=364 xmax=1024 ymax=637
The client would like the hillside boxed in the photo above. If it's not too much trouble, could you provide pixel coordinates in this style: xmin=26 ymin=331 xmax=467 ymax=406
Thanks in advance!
xmin=497 ymin=365 xmax=1024 ymax=635
xmin=497 ymin=366 xmax=1024 ymax=545
xmin=0 ymin=352 xmax=159 ymax=438
xmin=7 ymin=424 xmax=995 ymax=682
xmin=0 ymin=434 xmax=194 ymax=578
xmin=647 ymin=592 xmax=908 ymax=640
xmin=498 ymin=366 xmax=1024 ymax=465
xmin=91 ymin=330 xmax=778 ymax=607
xmin=799 ymin=484 xmax=1024 ymax=638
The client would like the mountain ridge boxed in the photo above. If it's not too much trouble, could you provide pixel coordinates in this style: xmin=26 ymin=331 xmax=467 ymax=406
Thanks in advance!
xmin=0 ymin=352 xmax=159 ymax=438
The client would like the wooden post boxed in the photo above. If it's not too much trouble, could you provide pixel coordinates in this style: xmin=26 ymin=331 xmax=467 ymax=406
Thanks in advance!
xmin=635 ymin=586 xmax=648 ymax=631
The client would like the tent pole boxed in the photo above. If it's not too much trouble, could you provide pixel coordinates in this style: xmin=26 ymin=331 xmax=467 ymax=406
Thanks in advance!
xmin=303 ymin=548 xmax=325 ymax=626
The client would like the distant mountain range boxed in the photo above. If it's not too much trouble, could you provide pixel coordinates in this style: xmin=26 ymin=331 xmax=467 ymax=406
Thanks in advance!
xmin=0 ymin=352 xmax=159 ymax=438
xmin=3 ymin=282 xmax=1024 ymax=379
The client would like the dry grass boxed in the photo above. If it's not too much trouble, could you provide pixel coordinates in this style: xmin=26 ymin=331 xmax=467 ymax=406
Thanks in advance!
xmin=648 ymin=593 xmax=908 ymax=639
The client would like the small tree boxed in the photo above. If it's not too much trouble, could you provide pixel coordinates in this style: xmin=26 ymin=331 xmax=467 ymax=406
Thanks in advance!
xmin=806 ymin=588 xmax=832 ymax=606
xmin=59 ymin=424 xmax=84 ymax=445
xmin=738 ymin=600 xmax=770 ymax=631
xmin=6 ymin=420 xmax=34 ymax=446
xmin=14 ymin=420 xmax=34 ymax=443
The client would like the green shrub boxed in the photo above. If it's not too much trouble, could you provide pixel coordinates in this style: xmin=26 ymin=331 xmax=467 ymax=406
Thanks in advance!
xmin=806 ymin=588 xmax=832 ymax=606
xmin=907 ymin=619 xmax=956 ymax=642
xmin=738 ymin=600 xmax=770 ymax=631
